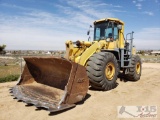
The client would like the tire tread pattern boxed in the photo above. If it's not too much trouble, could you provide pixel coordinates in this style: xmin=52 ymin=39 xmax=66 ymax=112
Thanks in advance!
xmin=86 ymin=52 xmax=119 ymax=90
xmin=125 ymin=55 xmax=142 ymax=81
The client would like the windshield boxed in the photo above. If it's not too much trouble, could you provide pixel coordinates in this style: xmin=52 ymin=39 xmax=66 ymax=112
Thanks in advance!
xmin=94 ymin=22 xmax=113 ymax=41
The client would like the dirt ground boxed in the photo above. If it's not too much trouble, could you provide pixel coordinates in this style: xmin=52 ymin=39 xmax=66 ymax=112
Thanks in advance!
xmin=0 ymin=63 xmax=160 ymax=120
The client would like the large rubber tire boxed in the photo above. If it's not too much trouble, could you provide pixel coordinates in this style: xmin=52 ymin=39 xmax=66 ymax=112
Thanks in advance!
xmin=86 ymin=52 xmax=119 ymax=91
xmin=125 ymin=55 xmax=142 ymax=81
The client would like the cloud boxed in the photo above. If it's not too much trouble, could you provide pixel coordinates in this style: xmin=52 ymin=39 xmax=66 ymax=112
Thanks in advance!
xmin=143 ymin=11 xmax=154 ymax=16
xmin=63 ymin=0 xmax=114 ymax=18
xmin=0 ymin=20 xmax=87 ymax=50
xmin=98 ymin=3 xmax=122 ymax=8
xmin=0 ymin=1 xmax=113 ymax=50
xmin=134 ymin=28 xmax=160 ymax=49
xmin=0 ymin=3 xmax=34 ymax=11
xmin=0 ymin=0 xmax=159 ymax=50
xmin=155 ymin=0 xmax=158 ymax=3
xmin=133 ymin=1 xmax=136 ymax=4
xmin=0 ymin=7 xmax=90 ymax=50
xmin=136 ymin=3 xmax=142 ymax=9
xmin=108 ymin=10 xmax=127 ymax=13
xmin=114 ymin=5 xmax=122 ymax=8
xmin=137 ymin=0 xmax=145 ymax=2
xmin=64 ymin=0 xmax=122 ymax=12
xmin=133 ymin=0 xmax=145 ymax=10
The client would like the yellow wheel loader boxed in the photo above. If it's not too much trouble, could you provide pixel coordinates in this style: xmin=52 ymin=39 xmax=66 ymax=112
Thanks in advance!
xmin=12 ymin=18 xmax=142 ymax=112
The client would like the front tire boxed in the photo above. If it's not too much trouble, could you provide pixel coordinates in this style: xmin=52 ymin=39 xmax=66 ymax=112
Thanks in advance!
xmin=86 ymin=52 xmax=119 ymax=90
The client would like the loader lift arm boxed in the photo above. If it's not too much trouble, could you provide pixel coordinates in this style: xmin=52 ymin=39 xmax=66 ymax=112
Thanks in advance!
xmin=65 ymin=40 xmax=106 ymax=66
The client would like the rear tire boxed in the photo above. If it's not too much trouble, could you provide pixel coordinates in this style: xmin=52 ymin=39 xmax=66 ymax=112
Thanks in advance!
xmin=86 ymin=52 xmax=119 ymax=91
xmin=125 ymin=55 xmax=142 ymax=81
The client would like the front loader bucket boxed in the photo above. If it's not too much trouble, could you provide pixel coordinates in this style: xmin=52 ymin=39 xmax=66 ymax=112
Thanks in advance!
xmin=12 ymin=57 xmax=89 ymax=112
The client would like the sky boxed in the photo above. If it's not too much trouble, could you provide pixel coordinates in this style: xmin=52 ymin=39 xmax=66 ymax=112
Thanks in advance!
xmin=0 ymin=0 xmax=160 ymax=50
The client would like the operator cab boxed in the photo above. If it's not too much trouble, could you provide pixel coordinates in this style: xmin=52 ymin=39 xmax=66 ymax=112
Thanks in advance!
xmin=93 ymin=18 xmax=123 ymax=42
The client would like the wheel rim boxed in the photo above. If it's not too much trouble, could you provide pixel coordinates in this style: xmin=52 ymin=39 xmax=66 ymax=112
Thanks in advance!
xmin=136 ymin=62 xmax=141 ymax=74
xmin=105 ymin=62 xmax=115 ymax=80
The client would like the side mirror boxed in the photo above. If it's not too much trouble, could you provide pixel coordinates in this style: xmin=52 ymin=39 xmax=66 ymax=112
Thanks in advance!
xmin=87 ymin=30 xmax=90 ymax=35
xmin=117 ymin=25 xmax=122 ymax=30
xmin=88 ymin=36 xmax=91 ymax=41
xmin=87 ymin=25 xmax=93 ymax=35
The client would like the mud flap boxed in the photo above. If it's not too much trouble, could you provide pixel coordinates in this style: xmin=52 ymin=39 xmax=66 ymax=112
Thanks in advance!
xmin=12 ymin=57 xmax=89 ymax=112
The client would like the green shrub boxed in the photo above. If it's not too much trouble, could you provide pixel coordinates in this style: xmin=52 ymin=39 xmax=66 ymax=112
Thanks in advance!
xmin=0 ymin=74 xmax=20 ymax=83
